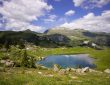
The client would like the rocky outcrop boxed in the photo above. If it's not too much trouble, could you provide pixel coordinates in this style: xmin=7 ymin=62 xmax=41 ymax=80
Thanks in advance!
xmin=104 ymin=69 xmax=110 ymax=74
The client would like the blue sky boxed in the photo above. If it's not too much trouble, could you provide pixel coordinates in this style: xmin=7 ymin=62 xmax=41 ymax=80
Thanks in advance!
xmin=0 ymin=0 xmax=110 ymax=32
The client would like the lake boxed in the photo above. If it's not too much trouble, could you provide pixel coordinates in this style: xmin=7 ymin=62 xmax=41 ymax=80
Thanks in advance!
xmin=37 ymin=54 xmax=96 ymax=68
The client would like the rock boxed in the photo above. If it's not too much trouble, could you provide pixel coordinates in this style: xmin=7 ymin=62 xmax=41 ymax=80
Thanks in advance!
xmin=44 ymin=74 xmax=54 ymax=77
xmin=59 ymin=69 xmax=66 ymax=75
xmin=66 ymin=68 xmax=71 ymax=72
xmin=0 ymin=60 xmax=6 ymax=64
xmin=91 ymin=43 xmax=97 ymax=47
xmin=5 ymin=61 xmax=14 ymax=67
xmin=70 ymin=76 xmax=78 ymax=79
xmin=26 ymin=71 xmax=32 ymax=74
xmin=53 ymin=64 xmax=59 ymax=72
xmin=38 ymin=72 xmax=42 ymax=75
xmin=83 ymin=41 xmax=89 ymax=44
xmin=89 ymin=69 xmax=96 ymax=72
xmin=81 ymin=67 xmax=90 ymax=73
xmin=104 ymin=69 xmax=110 ymax=74
xmin=71 ymin=68 xmax=76 ymax=72
xmin=76 ymin=68 xmax=82 ymax=73
xmin=0 ymin=60 xmax=14 ymax=67
xmin=40 ymin=66 xmax=48 ymax=70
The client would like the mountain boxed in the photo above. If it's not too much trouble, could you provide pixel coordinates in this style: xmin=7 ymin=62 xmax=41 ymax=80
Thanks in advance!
xmin=0 ymin=30 xmax=70 ymax=48
xmin=47 ymin=27 xmax=92 ymax=40
xmin=0 ymin=28 xmax=110 ymax=48
xmin=47 ymin=27 xmax=110 ymax=46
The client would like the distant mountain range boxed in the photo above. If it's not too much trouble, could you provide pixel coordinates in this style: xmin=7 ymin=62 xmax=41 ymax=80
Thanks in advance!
xmin=0 ymin=28 xmax=110 ymax=48
xmin=47 ymin=27 xmax=110 ymax=39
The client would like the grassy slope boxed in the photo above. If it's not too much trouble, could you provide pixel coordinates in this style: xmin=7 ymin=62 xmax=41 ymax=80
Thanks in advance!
xmin=0 ymin=68 xmax=110 ymax=85
xmin=0 ymin=47 xmax=110 ymax=85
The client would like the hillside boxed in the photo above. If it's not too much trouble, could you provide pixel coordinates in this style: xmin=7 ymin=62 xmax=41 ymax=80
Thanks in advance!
xmin=0 ymin=30 xmax=70 ymax=48
xmin=47 ymin=27 xmax=110 ymax=46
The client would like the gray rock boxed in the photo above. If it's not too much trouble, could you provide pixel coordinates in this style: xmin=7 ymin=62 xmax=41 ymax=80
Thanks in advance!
xmin=71 ymin=68 xmax=76 ymax=72
xmin=5 ymin=61 xmax=14 ymax=67
xmin=59 ymin=69 xmax=66 ymax=75
xmin=76 ymin=68 xmax=82 ymax=73
xmin=89 ymin=69 xmax=96 ymax=72
xmin=104 ymin=69 xmax=110 ymax=74
xmin=53 ymin=64 xmax=59 ymax=72
xmin=0 ymin=60 xmax=6 ymax=64
xmin=81 ymin=67 xmax=90 ymax=73
xmin=66 ymin=68 xmax=71 ymax=72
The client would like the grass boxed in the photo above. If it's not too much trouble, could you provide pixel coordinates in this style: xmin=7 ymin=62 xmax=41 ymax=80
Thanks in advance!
xmin=0 ymin=68 xmax=110 ymax=85
xmin=0 ymin=46 xmax=110 ymax=85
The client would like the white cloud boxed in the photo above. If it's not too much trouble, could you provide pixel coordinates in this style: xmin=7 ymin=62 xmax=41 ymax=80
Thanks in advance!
xmin=73 ymin=0 xmax=110 ymax=9
xmin=73 ymin=0 xmax=84 ymax=7
xmin=0 ymin=0 xmax=53 ymax=32
xmin=65 ymin=10 xmax=75 ymax=16
xmin=44 ymin=14 xmax=57 ymax=22
xmin=60 ymin=10 xmax=110 ymax=33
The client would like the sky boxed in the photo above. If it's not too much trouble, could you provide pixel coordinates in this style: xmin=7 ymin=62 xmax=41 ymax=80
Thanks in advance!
xmin=0 ymin=0 xmax=110 ymax=33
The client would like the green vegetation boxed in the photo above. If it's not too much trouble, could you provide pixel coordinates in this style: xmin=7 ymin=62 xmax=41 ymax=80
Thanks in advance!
xmin=0 ymin=46 xmax=110 ymax=85
xmin=0 ymin=67 xmax=110 ymax=85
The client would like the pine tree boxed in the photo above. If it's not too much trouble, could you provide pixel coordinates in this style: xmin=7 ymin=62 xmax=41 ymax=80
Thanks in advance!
xmin=21 ymin=49 xmax=29 ymax=67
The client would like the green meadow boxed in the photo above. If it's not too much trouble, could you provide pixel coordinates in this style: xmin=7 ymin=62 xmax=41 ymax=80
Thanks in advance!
xmin=0 ymin=47 xmax=110 ymax=85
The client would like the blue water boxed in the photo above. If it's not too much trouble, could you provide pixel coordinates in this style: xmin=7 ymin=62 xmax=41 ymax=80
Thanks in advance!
xmin=37 ymin=54 xmax=96 ymax=68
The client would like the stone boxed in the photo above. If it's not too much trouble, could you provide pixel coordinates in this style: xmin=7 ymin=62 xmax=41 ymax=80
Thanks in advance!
xmin=26 ymin=71 xmax=32 ymax=74
xmin=70 ymin=76 xmax=78 ymax=79
xmin=0 ymin=60 xmax=6 ymax=64
xmin=59 ymin=69 xmax=66 ymax=75
xmin=5 ymin=61 xmax=14 ymax=67
xmin=38 ymin=72 xmax=42 ymax=75
xmin=104 ymin=69 xmax=110 ymax=74
xmin=81 ymin=67 xmax=90 ymax=73
xmin=0 ymin=60 xmax=14 ymax=67
xmin=66 ymin=68 xmax=71 ymax=72
xmin=76 ymin=68 xmax=82 ymax=73
xmin=44 ymin=74 xmax=54 ymax=77
xmin=71 ymin=68 xmax=76 ymax=72
xmin=53 ymin=64 xmax=59 ymax=72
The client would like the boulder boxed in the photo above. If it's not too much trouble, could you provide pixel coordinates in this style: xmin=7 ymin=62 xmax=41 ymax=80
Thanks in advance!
xmin=44 ymin=74 xmax=54 ymax=77
xmin=0 ymin=60 xmax=6 ymax=64
xmin=53 ymin=64 xmax=59 ymax=72
xmin=81 ymin=67 xmax=90 ymax=73
xmin=71 ymin=68 xmax=76 ymax=72
xmin=76 ymin=68 xmax=82 ymax=73
xmin=5 ymin=61 xmax=14 ymax=67
xmin=59 ymin=69 xmax=66 ymax=75
xmin=38 ymin=72 xmax=42 ymax=75
xmin=89 ymin=69 xmax=97 ymax=72
xmin=66 ymin=68 xmax=71 ymax=72
xmin=104 ymin=69 xmax=110 ymax=74
xmin=0 ymin=60 xmax=14 ymax=67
